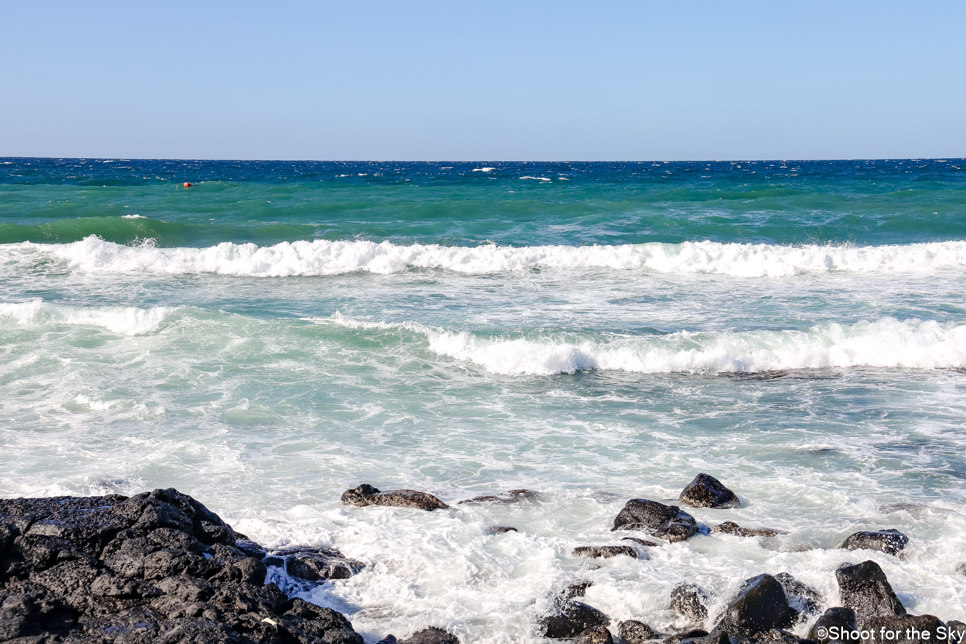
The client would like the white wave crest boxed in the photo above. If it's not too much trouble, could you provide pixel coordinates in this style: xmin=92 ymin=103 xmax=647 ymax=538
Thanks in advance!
xmin=11 ymin=236 xmax=966 ymax=278
xmin=0 ymin=299 xmax=175 ymax=335
xmin=330 ymin=315 xmax=966 ymax=375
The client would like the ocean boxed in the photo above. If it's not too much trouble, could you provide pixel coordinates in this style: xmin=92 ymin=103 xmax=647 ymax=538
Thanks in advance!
xmin=1 ymin=158 xmax=965 ymax=641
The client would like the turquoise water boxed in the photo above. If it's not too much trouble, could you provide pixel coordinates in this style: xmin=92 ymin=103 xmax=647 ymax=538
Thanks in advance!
xmin=1 ymin=158 xmax=965 ymax=641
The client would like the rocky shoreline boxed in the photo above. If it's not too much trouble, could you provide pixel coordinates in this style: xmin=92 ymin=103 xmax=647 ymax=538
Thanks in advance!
xmin=0 ymin=475 xmax=959 ymax=643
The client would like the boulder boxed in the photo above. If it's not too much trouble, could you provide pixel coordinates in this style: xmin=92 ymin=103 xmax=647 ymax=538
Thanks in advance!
xmin=0 ymin=489 xmax=365 ymax=644
xmin=679 ymin=474 xmax=740 ymax=509
xmin=866 ymin=614 xmax=946 ymax=644
xmin=841 ymin=529 xmax=909 ymax=557
xmin=809 ymin=607 xmax=857 ymax=644
xmin=621 ymin=536 xmax=661 ymax=547
xmin=457 ymin=489 xmax=538 ymax=505
xmin=713 ymin=574 xmax=792 ymax=637
xmin=618 ymin=619 xmax=658 ymax=643
xmin=611 ymin=499 xmax=698 ymax=542
xmin=565 ymin=581 xmax=593 ymax=599
xmin=400 ymin=626 xmax=462 ymax=643
xmin=341 ymin=484 xmax=449 ymax=511
xmin=541 ymin=600 xmax=610 ymax=638
xmin=575 ymin=625 xmax=614 ymax=644
xmin=264 ymin=546 xmax=364 ymax=582
xmin=774 ymin=572 xmax=821 ymax=616
xmin=671 ymin=583 xmax=709 ymax=622
xmin=835 ymin=560 xmax=905 ymax=629
xmin=572 ymin=545 xmax=641 ymax=560
xmin=680 ymin=633 xmax=737 ymax=644
xmin=664 ymin=628 xmax=710 ymax=644
xmin=712 ymin=522 xmax=786 ymax=538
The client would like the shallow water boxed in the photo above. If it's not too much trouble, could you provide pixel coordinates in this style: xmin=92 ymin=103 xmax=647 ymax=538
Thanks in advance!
xmin=1 ymin=158 xmax=965 ymax=641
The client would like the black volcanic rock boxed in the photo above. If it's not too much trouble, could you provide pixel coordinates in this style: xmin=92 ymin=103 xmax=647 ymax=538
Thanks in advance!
xmin=671 ymin=583 xmax=709 ymax=622
xmin=712 ymin=522 xmax=786 ymax=537
xmin=542 ymin=600 xmax=610 ymax=638
xmin=611 ymin=499 xmax=698 ymax=542
xmin=0 ymin=489 xmax=364 ymax=643
xmin=841 ymin=529 xmax=909 ymax=557
xmin=618 ymin=620 xmax=658 ymax=643
xmin=835 ymin=560 xmax=906 ymax=629
xmin=713 ymin=574 xmax=793 ymax=637
xmin=264 ymin=546 xmax=364 ymax=582
xmin=809 ymin=607 xmax=857 ymax=644
xmin=572 ymin=545 xmax=641 ymax=559
xmin=679 ymin=474 xmax=741 ymax=509
xmin=399 ymin=626 xmax=462 ymax=643
xmin=341 ymin=484 xmax=450 ymax=511
xmin=458 ymin=489 xmax=538 ymax=505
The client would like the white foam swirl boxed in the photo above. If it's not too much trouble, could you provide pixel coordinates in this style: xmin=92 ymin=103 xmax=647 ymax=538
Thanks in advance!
xmin=331 ymin=315 xmax=966 ymax=375
xmin=7 ymin=236 xmax=966 ymax=277
xmin=0 ymin=299 xmax=175 ymax=335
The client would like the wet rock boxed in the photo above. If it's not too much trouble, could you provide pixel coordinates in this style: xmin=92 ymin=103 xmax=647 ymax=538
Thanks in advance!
xmin=618 ymin=619 xmax=658 ymax=643
xmin=575 ymin=625 xmax=614 ymax=644
xmin=573 ymin=545 xmax=640 ymax=559
xmin=377 ymin=637 xmax=400 ymax=644
xmin=713 ymin=574 xmax=793 ymax=637
xmin=841 ymin=529 xmax=909 ymax=557
xmin=458 ymin=489 xmax=538 ymax=505
xmin=542 ymin=600 xmax=610 ymax=638
xmin=265 ymin=546 xmax=365 ymax=582
xmin=712 ymin=522 xmax=786 ymax=538
xmin=0 ymin=489 xmax=365 ymax=643
xmin=621 ymin=536 xmax=661 ymax=547
xmin=671 ymin=583 xmax=709 ymax=622
xmin=866 ymin=614 xmax=946 ymax=644
xmin=611 ymin=499 xmax=698 ymax=542
xmin=809 ymin=607 xmax=857 ymax=644
xmin=681 ymin=632 xmax=737 ymax=644
xmin=400 ymin=626 xmax=461 ymax=643
xmin=835 ymin=560 xmax=905 ymax=629
xmin=664 ymin=628 xmax=710 ymax=644
xmin=235 ymin=538 xmax=267 ymax=559
xmin=488 ymin=526 xmax=518 ymax=533
xmin=341 ymin=484 xmax=450 ymax=511
xmin=678 ymin=474 xmax=741 ymax=509
xmin=565 ymin=581 xmax=593 ymax=599
xmin=774 ymin=572 xmax=821 ymax=616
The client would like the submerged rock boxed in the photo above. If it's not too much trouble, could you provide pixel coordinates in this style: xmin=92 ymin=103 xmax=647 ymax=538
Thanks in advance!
xmin=611 ymin=499 xmax=698 ymax=542
xmin=835 ymin=560 xmax=906 ymax=629
xmin=542 ymin=600 xmax=610 ymax=638
xmin=712 ymin=522 xmax=786 ymax=538
xmin=572 ymin=545 xmax=640 ymax=559
xmin=713 ymin=574 xmax=793 ymax=637
xmin=0 ymin=488 xmax=364 ymax=644
xmin=679 ymin=474 xmax=741 ymax=509
xmin=774 ymin=572 xmax=821 ymax=616
xmin=809 ymin=607 xmax=857 ymax=644
xmin=671 ymin=583 xmax=709 ymax=623
xmin=841 ymin=529 xmax=909 ymax=557
xmin=341 ymin=484 xmax=449 ymax=511
xmin=457 ymin=489 xmax=538 ymax=505
xmin=264 ymin=546 xmax=365 ymax=582
xmin=488 ymin=525 xmax=518 ymax=534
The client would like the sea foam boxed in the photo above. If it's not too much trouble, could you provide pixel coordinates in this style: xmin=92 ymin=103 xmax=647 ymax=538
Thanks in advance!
xmin=331 ymin=315 xmax=966 ymax=375
xmin=0 ymin=300 xmax=175 ymax=335
xmin=10 ymin=236 xmax=966 ymax=277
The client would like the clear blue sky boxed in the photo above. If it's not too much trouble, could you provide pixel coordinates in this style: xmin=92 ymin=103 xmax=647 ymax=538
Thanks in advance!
xmin=3 ymin=1 xmax=964 ymax=161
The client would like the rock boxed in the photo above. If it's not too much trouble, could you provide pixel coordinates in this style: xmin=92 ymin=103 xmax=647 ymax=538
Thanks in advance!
xmin=618 ymin=620 xmax=658 ymax=643
xmin=809 ymin=607 xmax=857 ymax=644
xmin=678 ymin=474 xmax=741 ymax=509
xmin=400 ymin=626 xmax=462 ymax=643
xmin=866 ymin=614 xmax=946 ymax=644
xmin=621 ymin=536 xmax=661 ymax=547
xmin=565 ymin=581 xmax=593 ymax=599
xmin=575 ymin=625 xmax=614 ymax=644
xmin=0 ymin=489 xmax=365 ymax=643
xmin=457 ymin=489 xmax=538 ymax=505
xmin=573 ymin=545 xmax=640 ymax=559
xmin=664 ymin=628 xmax=710 ymax=644
xmin=712 ymin=522 xmax=786 ymax=537
xmin=841 ymin=529 xmax=909 ymax=557
xmin=264 ymin=546 xmax=364 ymax=582
xmin=948 ymin=621 xmax=966 ymax=640
xmin=611 ymin=499 xmax=698 ymax=542
xmin=489 ymin=526 xmax=518 ymax=533
xmin=341 ymin=484 xmax=449 ymax=511
xmin=774 ymin=572 xmax=821 ymax=616
xmin=377 ymin=637 xmax=400 ymax=644
xmin=713 ymin=574 xmax=793 ymax=637
xmin=680 ymin=632 xmax=737 ymax=644
xmin=542 ymin=600 xmax=610 ymax=638
xmin=835 ymin=560 xmax=905 ymax=629
xmin=671 ymin=584 xmax=709 ymax=622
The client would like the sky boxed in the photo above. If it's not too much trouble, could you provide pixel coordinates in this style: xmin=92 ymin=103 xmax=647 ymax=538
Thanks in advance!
xmin=2 ymin=1 xmax=964 ymax=161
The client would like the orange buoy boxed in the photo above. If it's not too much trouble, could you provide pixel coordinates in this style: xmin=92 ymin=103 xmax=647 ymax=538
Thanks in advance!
xmin=183 ymin=182 xmax=193 ymax=188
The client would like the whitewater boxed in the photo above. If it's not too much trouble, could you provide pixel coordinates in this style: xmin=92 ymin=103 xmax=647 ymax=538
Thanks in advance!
xmin=1 ymin=158 xmax=965 ymax=642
